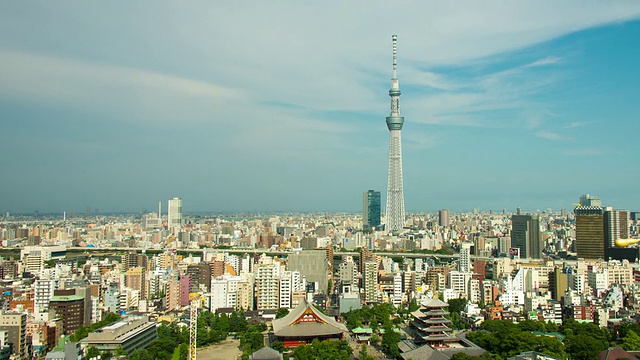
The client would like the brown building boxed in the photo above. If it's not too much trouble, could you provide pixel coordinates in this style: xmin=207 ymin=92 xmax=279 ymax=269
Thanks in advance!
xmin=121 ymin=252 xmax=148 ymax=272
xmin=125 ymin=267 xmax=146 ymax=299
xmin=210 ymin=260 xmax=225 ymax=278
xmin=49 ymin=294 xmax=85 ymax=334
xmin=187 ymin=263 xmax=212 ymax=292
xmin=426 ymin=266 xmax=449 ymax=292
xmin=473 ymin=259 xmax=486 ymax=278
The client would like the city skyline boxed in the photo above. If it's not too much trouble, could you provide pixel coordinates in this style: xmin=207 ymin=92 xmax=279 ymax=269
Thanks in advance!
xmin=1 ymin=3 xmax=640 ymax=214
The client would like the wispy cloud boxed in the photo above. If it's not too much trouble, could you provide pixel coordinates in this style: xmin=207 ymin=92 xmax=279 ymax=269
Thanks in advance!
xmin=526 ymin=56 xmax=564 ymax=67
xmin=535 ymin=130 xmax=565 ymax=141
xmin=0 ymin=49 xmax=244 ymax=125
xmin=564 ymin=121 xmax=595 ymax=128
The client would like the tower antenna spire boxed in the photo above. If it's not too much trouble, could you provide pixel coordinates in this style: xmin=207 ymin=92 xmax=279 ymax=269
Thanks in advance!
xmin=392 ymin=34 xmax=398 ymax=81
xmin=385 ymin=34 xmax=406 ymax=234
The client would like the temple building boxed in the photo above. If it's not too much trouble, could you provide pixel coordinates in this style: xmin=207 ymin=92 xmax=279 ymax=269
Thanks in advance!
xmin=411 ymin=298 xmax=457 ymax=347
xmin=272 ymin=299 xmax=347 ymax=348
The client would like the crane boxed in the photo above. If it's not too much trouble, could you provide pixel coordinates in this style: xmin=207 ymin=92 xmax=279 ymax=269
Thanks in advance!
xmin=189 ymin=292 xmax=200 ymax=360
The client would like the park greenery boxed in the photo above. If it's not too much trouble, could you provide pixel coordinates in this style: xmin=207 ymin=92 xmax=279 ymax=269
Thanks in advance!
xmin=461 ymin=318 xmax=631 ymax=360
xmin=290 ymin=339 xmax=353 ymax=360
xmin=125 ymin=309 xmax=266 ymax=360
xmin=342 ymin=303 xmax=403 ymax=358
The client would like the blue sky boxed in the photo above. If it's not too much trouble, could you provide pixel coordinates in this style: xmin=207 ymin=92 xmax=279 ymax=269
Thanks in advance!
xmin=1 ymin=2 xmax=639 ymax=214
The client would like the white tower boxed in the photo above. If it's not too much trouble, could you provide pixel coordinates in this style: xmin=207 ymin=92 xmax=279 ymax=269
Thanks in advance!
xmin=385 ymin=35 xmax=406 ymax=233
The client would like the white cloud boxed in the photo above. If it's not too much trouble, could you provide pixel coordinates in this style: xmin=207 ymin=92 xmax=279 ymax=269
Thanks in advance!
xmin=526 ymin=56 xmax=564 ymax=67
xmin=564 ymin=121 xmax=595 ymax=128
xmin=535 ymin=130 xmax=565 ymax=141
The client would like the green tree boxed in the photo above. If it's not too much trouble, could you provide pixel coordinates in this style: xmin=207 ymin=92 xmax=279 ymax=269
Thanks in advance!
xmin=113 ymin=346 xmax=127 ymax=357
xmin=566 ymin=333 xmax=607 ymax=360
xmin=545 ymin=321 xmax=559 ymax=333
xmin=359 ymin=344 xmax=375 ymax=360
xmin=622 ymin=330 xmax=640 ymax=351
xmin=408 ymin=299 xmax=419 ymax=312
xmin=240 ymin=330 xmax=264 ymax=353
xmin=230 ymin=309 xmax=248 ymax=333
xmin=381 ymin=324 xmax=401 ymax=359
xmin=217 ymin=313 xmax=230 ymax=333
xmin=272 ymin=341 xmax=285 ymax=353
xmin=276 ymin=307 xmax=290 ymax=319
xmin=86 ymin=346 xmax=100 ymax=359
xmin=448 ymin=298 xmax=468 ymax=314
xmin=517 ymin=320 xmax=546 ymax=332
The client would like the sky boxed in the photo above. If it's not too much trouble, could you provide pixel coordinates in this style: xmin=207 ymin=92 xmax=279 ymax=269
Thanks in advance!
xmin=1 ymin=1 xmax=640 ymax=214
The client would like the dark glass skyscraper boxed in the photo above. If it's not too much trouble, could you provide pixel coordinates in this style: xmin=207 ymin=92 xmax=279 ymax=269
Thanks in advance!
xmin=363 ymin=190 xmax=381 ymax=230
xmin=511 ymin=212 xmax=542 ymax=259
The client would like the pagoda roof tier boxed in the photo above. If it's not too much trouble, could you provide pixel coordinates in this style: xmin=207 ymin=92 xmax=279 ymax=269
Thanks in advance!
xmin=412 ymin=321 xmax=452 ymax=333
xmin=422 ymin=326 xmax=452 ymax=333
xmin=425 ymin=310 xmax=450 ymax=316
xmin=411 ymin=320 xmax=430 ymax=332
xmin=422 ymin=334 xmax=458 ymax=341
xmin=422 ymin=318 xmax=452 ymax=325
xmin=420 ymin=298 xmax=450 ymax=308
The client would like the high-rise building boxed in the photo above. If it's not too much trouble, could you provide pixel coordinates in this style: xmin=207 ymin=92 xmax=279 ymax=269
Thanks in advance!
xmin=438 ymin=209 xmax=450 ymax=227
xmin=187 ymin=263 xmax=212 ymax=293
xmin=0 ymin=312 xmax=27 ymax=359
xmin=575 ymin=206 xmax=605 ymax=259
xmin=459 ymin=243 xmax=472 ymax=272
xmin=363 ymin=190 xmax=381 ymax=230
xmin=363 ymin=261 xmax=378 ymax=304
xmin=167 ymin=197 xmax=183 ymax=231
xmin=511 ymin=212 xmax=542 ymax=259
xmin=256 ymin=263 xmax=280 ymax=310
xmin=604 ymin=208 xmax=630 ymax=249
xmin=49 ymin=293 xmax=86 ymax=334
xmin=287 ymin=250 xmax=328 ymax=294
xmin=385 ymin=35 xmax=406 ymax=234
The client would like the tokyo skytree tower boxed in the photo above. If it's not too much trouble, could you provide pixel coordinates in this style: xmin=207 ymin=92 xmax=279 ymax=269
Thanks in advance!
xmin=385 ymin=34 xmax=405 ymax=234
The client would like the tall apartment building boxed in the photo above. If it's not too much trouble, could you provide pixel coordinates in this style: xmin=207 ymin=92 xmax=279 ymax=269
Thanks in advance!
xmin=338 ymin=256 xmax=357 ymax=287
xmin=604 ymin=209 xmax=630 ymax=249
xmin=256 ymin=264 xmax=280 ymax=310
xmin=124 ymin=267 xmax=145 ymax=299
xmin=0 ymin=312 xmax=27 ymax=359
xmin=511 ymin=212 xmax=542 ymax=259
xmin=49 ymin=294 xmax=85 ymax=335
xmin=279 ymin=271 xmax=293 ymax=309
xmin=187 ymin=263 xmax=212 ymax=292
xmin=363 ymin=261 xmax=378 ymax=304
xmin=236 ymin=280 xmax=254 ymax=311
xmin=165 ymin=279 xmax=180 ymax=311
xmin=359 ymin=247 xmax=373 ymax=274
xmin=459 ymin=243 xmax=472 ymax=272
xmin=34 ymin=279 xmax=57 ymax=317
xmin=121 ymin=253 xmax=148 ymax=272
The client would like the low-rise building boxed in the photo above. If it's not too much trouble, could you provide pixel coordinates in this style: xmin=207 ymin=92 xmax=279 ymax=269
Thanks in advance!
xmin=82 ymin=315 xmax=157 ymax=355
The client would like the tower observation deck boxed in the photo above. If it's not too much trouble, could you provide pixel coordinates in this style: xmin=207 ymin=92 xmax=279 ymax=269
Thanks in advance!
xmin=385 ymin=34 xmax=406 ymax=234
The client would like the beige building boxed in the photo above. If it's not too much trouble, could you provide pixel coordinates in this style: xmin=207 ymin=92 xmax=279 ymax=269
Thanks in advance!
xmin=0 ymin=312 xmax=28 ymax=359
